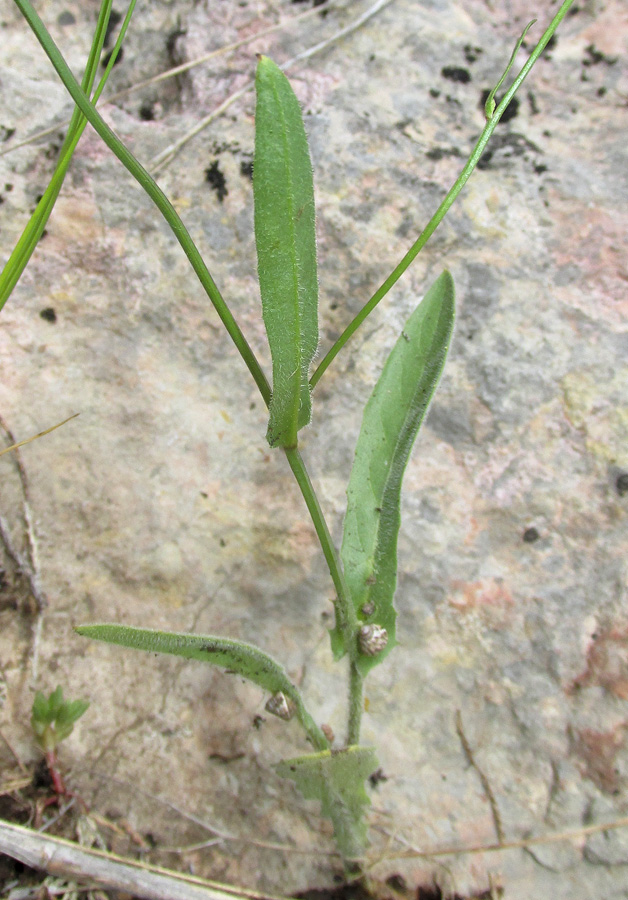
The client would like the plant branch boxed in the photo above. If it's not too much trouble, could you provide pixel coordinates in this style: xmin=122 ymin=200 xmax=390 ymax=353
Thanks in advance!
xmin=310 ymin=0 xmax=576 ymax=388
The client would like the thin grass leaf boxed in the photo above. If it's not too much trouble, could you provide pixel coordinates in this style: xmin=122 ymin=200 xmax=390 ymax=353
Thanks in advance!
xmin=0 ymin=0 xmax=137 ymax=311
xmin=76 ymin=624 xmax=329 ymax=750
xmin=276 ymin=746 xmax=378 ymax=860
xmin=14 ymin=0 xmax=270 ymax=404
xmin=254 ymin=56 xmax=318 ymax=449
xmin=332 ymin=271 xmax=455 ymax=676
xmin=0 ymin=413 xmax=78 ymax=458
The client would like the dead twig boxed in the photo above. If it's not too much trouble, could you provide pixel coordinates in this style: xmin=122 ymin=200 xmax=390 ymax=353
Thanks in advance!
xmin=455 ymin=709 xmax=504 ymax=843
xmin=0 ymin=819 xmax=293 ymax=900
xmin=375 ymin=815 xmax=628 ymax=861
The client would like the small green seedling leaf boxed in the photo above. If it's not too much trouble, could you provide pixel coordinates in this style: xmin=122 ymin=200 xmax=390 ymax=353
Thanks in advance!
xmin=254 ymin=56 xmax=319 ymax=449
xmin=31 ymin=686 xmax=89 ymax=754
xmin=332 ymin=271 xmax=455 ymax=675
xmin=485 ymin=20 xmax=536 ymax=119
xmin=276 ymin=745 xmax=378 ymax=860
xmin=76 ymin=624 xmax=328 ymax=750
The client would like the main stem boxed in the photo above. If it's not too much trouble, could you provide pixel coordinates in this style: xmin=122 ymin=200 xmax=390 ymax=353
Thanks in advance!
xmin=285 ymin=447 xmax=362 ymax=746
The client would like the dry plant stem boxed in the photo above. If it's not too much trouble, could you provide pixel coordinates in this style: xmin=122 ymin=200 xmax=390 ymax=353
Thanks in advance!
xmin=375 ymin=815 xmax=628 ymax=861
xmin=0 ymin=820 xmax=287 ymax=900
xmin=310 ymin=0 xmax=577 ymax=388
xmin=0 ymin=413 xmax=78 ymax=458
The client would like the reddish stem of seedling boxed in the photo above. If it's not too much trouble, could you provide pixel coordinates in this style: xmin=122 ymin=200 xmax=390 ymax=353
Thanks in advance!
xmin=45 ymin=749 xmax=67 ymax=796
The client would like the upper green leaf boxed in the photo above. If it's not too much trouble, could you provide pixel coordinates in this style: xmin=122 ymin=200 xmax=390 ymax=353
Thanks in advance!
xmin=76 ymin=624 xmax=328 ymax=750
xmin=254 ymin=56 xmax=319 ymax=449
xmin=332 ymin=271 xmax=455 ymax=675
xmin=276 ymin=745 xmax=378 ymax=860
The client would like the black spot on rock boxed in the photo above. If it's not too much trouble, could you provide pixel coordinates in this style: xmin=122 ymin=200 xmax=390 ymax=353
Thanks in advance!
xmin=368 ymin=767 xmax=388 ymax=788
xmin=528 ymin=90 xmax=540 ymax=115
xmin=166 ymin=26 xmax=187 ymax=66
xmin=57 ymin=10 xmax=76 ymax=26
xmin=616 ymin=472 xmax=628 ymax=497
xmin=139 ymin=100 xmax=155 ymax=121
xmin=0 ymin=126 xmax=16 ymax=143
xmin=205 ymin=161 xmax=228 ymax=202
xmin=40 ymin=307 xmax=57 ymax=323
xmin=240 ymin=160 xmax=253 ymax=180
xmin=476 ymin=132 xmax=539 ymax=170
xmin=441 ymin=66 xmax=471 ymax=84
xmin=102 ymin=46 xmax=124 ymax=68
xmin=386 ymin=874 xmax=407 ymax=891
xmin=426 ymin=146 xmax=462 ymax=161
xmin=582 ymin=43 xmax=617 ymax=67
xmin=523 ymin=526 xmax=540 ymax=543
xmin=103 ymin=9 xmax=122 ymax=48
xmin=464 ymin=44 xmax=483 ymax=64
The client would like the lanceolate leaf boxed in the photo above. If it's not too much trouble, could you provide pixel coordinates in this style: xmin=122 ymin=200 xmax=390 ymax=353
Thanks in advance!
xmin=76 ymin=624 xmax=328 ymax=750
xmin=254 ymin=56 xmax=318 ymax=449
xmin=276 ymin=746 xmax=378 ymax=860
xmin=333 ymin=271 xmax=455 ymax=676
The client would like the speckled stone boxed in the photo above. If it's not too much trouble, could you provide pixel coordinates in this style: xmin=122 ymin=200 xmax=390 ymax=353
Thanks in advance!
xmin=1 ymin=0 xmax=627 ymax=897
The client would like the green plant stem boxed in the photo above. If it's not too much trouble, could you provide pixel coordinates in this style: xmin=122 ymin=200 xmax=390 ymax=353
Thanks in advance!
xmin=14 ymin=0 xmax=271 ymax=407
xmin=16 ymin=0 xmax=358 ymax=746
xmin=285 ymin=447 xmax=362 ymax=747
xmin=347 ymin=663 xmax=363 ymax=746
xmin=284 ymin=447 xmax=357 ymax=648
xmin=310 ymin=0 xmax=576 ymax=389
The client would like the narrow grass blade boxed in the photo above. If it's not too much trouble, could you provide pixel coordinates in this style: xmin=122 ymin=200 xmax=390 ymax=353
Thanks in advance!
xmin=332 ymin=271 xmax=455 ymax=676
xmin=254 ymin=56 xmax=318 ymax=449
xmin=0 ymin=0 xmax=136 ymax=311
xmin=76 ymin=624 xmax=329 ymax=750
xmin=13 ymin=0 xmax=270 ymax=406
xmin=0 ymin=413 xmax=78 ymax=458
xmin=310 ymin=0 xmax=576 ymax=388
xmin=276 ymin=746 xmax=378 ymax=860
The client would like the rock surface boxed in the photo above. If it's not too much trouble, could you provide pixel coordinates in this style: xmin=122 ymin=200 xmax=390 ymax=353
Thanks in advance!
xmin=0 ymin=0 xmax=627 ymax=896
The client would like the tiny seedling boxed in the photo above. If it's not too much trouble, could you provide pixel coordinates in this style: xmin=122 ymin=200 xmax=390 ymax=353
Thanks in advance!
xmin=6 ymin=0 xmax=578 ymax=869
xmin=31 ymin=686 xmax=89 ymax=798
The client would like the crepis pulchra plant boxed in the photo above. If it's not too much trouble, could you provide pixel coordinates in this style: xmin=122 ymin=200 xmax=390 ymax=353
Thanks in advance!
xmin=4 ymin=0 xmax=578 ymax=868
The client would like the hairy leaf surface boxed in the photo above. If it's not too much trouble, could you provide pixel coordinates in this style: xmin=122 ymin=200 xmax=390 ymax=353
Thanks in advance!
xmin=332 ymin=271 xmax=455 ymax=675
xmin=76 ymin=624 xmax=327 ymax=748
xmin=276 ymin=746 xmax=378 ymax=859
xmin=254 ymin=56 xmax=318 ymax=448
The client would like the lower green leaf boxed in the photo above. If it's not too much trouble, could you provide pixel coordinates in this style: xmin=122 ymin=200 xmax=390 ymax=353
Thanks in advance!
xmin=276 ymin=745 xmax=378 ymax=859
xmin=76 ymin=624 xmax=329 ymax=750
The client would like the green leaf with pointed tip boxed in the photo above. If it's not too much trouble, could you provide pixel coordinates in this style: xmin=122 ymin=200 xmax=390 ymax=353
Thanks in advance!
xmin=76 ymin=624 xmax=328 ymax=750
xmin=276 ymin=745 xmax=378 ymax=860
xmin=254 ymin=55 xmax=319 ymax=449
xmin=332 ymin=270 xmax=455 ymax=676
